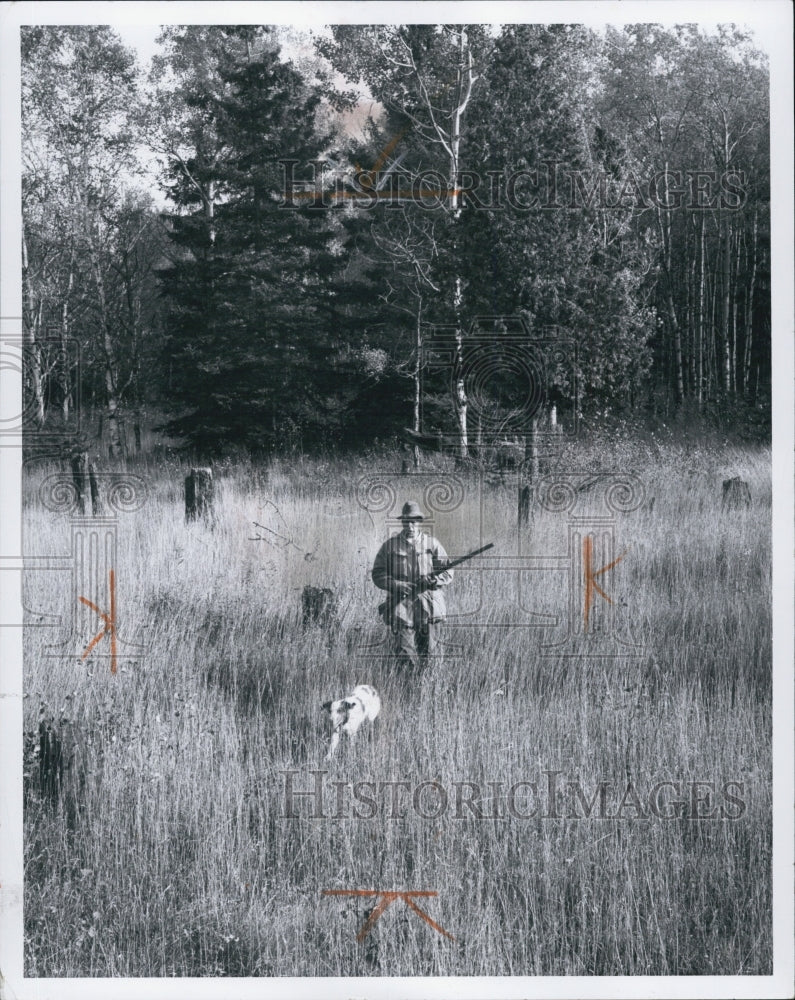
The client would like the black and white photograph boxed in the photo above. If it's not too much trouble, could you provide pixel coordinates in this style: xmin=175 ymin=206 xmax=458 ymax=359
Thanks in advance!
xmin=0 ymin=2 xmax=792 ymax=997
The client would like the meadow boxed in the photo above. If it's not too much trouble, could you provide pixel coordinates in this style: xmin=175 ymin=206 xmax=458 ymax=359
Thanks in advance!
xmin=22 ymin=433 xmax=772 ymax=977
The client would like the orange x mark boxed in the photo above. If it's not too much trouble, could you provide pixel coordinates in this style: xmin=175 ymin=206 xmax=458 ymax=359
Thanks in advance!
xmin=354 ymin=127 xmax=409 ymax=191
xmin=322 ymin=889 xmax=455 ymax=942
xmin=79 ymin=569 xmax=117 ymax=673
xmin=583 ymin=537 xmax=628 ymax=633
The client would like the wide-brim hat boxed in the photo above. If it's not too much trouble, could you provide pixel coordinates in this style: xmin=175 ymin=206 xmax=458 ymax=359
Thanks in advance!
xmin=400 ymin=500 xmax=425 ymax=521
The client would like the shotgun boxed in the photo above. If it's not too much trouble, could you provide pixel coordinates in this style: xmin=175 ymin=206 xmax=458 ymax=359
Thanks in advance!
xmin=378 ymin=542 xmax=494 ymax=618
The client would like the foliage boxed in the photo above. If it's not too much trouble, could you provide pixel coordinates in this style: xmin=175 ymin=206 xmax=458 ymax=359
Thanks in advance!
xmin=21 ymin=23 xmax=771 ymax=451
xmin=22 ymin=26 xmax=160 ymax=450
xmin=154 ymin=27 xmax=342 ymax=454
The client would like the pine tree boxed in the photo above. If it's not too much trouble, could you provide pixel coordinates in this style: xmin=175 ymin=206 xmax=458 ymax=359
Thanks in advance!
xmin=458 ymin=24 xmax=655 ymax=417
xmin=157 ymin=27 xmax=339 ymax=454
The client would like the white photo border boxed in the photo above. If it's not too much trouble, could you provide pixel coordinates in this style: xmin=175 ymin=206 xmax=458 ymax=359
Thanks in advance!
xmin=1 ymin=2 xmax=792 ymax=998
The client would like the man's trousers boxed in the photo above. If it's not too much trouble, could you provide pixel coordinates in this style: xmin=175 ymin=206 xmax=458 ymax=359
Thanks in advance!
xmin=392 ymin=620 xmax=440 ymax=670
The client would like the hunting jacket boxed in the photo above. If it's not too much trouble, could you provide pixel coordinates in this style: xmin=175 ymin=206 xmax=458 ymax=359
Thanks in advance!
xmin=371 ymin=530 xmax=453 ymax=627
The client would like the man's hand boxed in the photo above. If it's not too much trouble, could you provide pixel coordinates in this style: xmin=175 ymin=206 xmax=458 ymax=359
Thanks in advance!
xmin=390 ymin=581 xmax=413 ymax=598
xmin=419 ymin=574 xmax=440 ymax=590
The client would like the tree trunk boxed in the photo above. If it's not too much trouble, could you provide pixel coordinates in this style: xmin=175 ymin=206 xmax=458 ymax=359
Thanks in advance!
xmin=743 ymin=209 xmax=758 ymax=399
xmin=88 ymin=460 xmax=102 ymax=515
xmin=206 ymin=178 xmax=216 ymax=247
xmin=185 ymin=468 xmax=215 ymax=523
xmin=104 ymin=364 xmax=122 ymax=458
xmin=518 ymin=484 xmax=531 ymax=528
xmin=453 ymin=278 xmax=468 ymax=462
xmin=21 ymin=227 xmax=45 ymax=427
xmin=667 ymin=286 xmax=684 ymax=405
xmin=88 ymin=237 xmax=122 ymax=458
xmin=721 ymin=212 xmax=732 ymax=396
xmin=413 ymin=298 xmax=421 ymax=469
xmin=524 ymin=416 xmax=539 ymax=479
xmin=656 ymin=174 xmax=684 ymax=404
xmin=709 ymin=257 xmax=719 ymax=400
xmin=70 ymin=451 xmax=89 ymax=515
xmin=731 ymin=225 xmax=743 ymax=396
xmin=687 ymin=221 xmax=695 ymax=398
xmin=60 ymin=245 xmax=76 ymax=423
xmin=449 ymin=29 xmax=472 ymax=461
xmin=697 ymin=213 xmax=705 ymax=406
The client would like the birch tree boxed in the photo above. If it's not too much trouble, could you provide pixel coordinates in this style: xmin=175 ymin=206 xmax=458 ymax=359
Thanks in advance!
xmin=21 ymin=26 xmax=143 ymax=455
xmin=319 ymin=25 xmax=488 ymax=457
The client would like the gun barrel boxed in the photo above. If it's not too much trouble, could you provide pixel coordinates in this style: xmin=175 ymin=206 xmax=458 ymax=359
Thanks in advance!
xmin=442 ymin=542 xmax=494 ymax=571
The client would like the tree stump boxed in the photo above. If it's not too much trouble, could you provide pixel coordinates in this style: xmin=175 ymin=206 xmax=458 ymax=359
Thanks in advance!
xmin=721 ymin=477 xmax=751 ymax=511
xmin=185 ymin=468 xmax=214 ymax=522
xmin=302 ymin=586 xmax=337 ymax=629
xmin=518 ymin=484 xmax=531 ymax=527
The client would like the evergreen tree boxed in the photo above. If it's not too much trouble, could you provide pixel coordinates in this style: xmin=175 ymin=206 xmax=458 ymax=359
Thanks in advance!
xmin=157 ymin=27 xmax=339 ymax=454
xmin=457 ymin=24 xmax=655 ymax=418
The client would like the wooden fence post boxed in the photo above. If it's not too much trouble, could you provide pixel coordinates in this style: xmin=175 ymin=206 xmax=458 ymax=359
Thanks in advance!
xmin=518 ymin=484 xmax=531 ymax=528
xmin=88 ymin=460 xmax=102 ymax=515
xmin=524 ymin=417 xmax=540 ymax=480
xmin=185 ymin=468 xmax=214 ymax=522
xmin=71 ymin=452 xmax=103 ymax=516
xmin=70 ymin=452 xmax=89 ymax=515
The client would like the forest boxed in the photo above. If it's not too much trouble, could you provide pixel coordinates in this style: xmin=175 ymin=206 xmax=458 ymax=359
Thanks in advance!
xmin=21 ymin=23 xmax=770 ymax=459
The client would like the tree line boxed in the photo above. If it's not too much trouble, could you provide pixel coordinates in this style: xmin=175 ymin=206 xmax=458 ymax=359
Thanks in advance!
xmin=21 ymin=23 xmax=770 ymax=458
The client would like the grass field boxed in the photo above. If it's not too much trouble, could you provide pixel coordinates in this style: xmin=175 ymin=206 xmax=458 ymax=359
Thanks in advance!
xmin=22 ymin=436 xmax=772 ymax=977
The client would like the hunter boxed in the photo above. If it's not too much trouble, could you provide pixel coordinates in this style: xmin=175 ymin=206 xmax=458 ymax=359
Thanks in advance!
xmin=371 ymin=500 xmax=453 ymax=669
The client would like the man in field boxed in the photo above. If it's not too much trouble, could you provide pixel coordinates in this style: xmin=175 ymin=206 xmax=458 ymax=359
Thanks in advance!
xmin=371 ymin=500 xmax=454 ymax=670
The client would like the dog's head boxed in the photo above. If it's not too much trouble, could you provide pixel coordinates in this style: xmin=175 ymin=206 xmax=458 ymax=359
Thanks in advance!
xmin=322 ymin=698 xmax=356 ymax=730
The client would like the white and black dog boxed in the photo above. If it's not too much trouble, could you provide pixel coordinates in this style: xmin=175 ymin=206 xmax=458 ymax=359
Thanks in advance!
xmin=322 ymin=684 xmax=381 ymax=760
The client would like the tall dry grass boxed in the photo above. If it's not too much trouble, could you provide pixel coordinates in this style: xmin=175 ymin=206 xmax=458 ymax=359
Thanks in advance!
xmin=23 ymin=438 xmax=771 ymax=976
